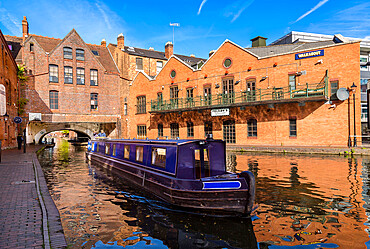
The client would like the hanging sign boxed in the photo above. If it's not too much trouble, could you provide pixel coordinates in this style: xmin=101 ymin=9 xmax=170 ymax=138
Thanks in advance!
xmin=0 ymin=84 xmax=6 ymax=116
xmin=14 ymin=117 xmax=22 ymax=124
xmin=295 ymin=49 xmax=324 ymax=60
xmin=211 ymin=108 xmax=230 ymax=117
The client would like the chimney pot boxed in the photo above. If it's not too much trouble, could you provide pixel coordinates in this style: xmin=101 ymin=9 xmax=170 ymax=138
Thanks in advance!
xmin=165 ymin=41 xmax=173 ymax=59
xmin=22 ymin=16 xmax=29 ymax=40
xmin=101 ymin=39 xmax=106 ymax=46
xmin=149 ymin=47 xmax=154 ymax=51
xmin=190 ymin=54 xmax=195 ymax=57
xmin=209 ymin=50 xmax=216 ymax=57
xmin=117 ymin=33 xmax=124 ymax=49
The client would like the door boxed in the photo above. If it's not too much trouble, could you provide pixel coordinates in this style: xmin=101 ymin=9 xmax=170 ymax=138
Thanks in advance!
xmin=222 ymin=78 xmax=234 ymax=104
xmin=203 ymin=86 xmax=211 ymax=105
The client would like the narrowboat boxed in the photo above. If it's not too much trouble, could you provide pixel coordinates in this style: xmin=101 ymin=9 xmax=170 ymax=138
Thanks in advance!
xmin=86 ymin=136 xmax=256 ymax=215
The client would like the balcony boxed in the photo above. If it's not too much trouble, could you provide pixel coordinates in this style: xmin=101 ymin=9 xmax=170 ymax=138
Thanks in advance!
xmin=150 ymin=82 xmax=328 ymax=113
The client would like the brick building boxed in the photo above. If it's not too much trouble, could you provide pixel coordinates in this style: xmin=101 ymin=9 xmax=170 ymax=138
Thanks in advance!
xmin=5 ymin=17 xmax=121 ymax=142
xmin=107 ymin=36 xmax=204 ymax=137
xmin=0 ymin=29 xmax=19 ymax=149
xmin=128 ymin=36 xmax=361 ymax=146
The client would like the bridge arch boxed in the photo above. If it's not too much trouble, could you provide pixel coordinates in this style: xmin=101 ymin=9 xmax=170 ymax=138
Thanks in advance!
xmin=38 ymin=129 xmax=91 ymax=144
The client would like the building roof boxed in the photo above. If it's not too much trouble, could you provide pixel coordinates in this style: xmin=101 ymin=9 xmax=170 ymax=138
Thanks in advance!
xmin=245 ymin=40 xmax=340 ymax=59
xmin=4 ymin=35 xmax=23 ymax=63
xmin=110 ymin=44 xmax=205 ymax=68
xmin=5 ymin=33 xmax=119 ymax=73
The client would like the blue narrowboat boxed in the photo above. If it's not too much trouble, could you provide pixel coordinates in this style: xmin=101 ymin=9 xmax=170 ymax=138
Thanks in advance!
xmin=86 ymin=136 xmax=256 ymax=215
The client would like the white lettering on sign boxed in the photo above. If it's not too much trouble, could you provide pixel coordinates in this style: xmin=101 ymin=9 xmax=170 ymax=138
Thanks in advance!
xmin=0 ymin=84 xmax=6 ymax=116
xmin=211 ymin=108 xmax=230 ymax=117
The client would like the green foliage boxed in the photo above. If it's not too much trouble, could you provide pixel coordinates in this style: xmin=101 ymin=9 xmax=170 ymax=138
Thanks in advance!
xmin=17 ymin=97 xmax=28 ymax=116
xmin=17 ymin=64 xmax=28 ymax=83
xmin=62 ymin=130 xmax=70 ymax=134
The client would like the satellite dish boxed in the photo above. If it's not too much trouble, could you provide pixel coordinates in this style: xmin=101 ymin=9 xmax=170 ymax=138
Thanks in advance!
xmin=336 ymin=87 xmax=349 ymax=101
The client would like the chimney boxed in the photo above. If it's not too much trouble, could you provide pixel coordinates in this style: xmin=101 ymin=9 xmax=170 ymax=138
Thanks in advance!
xmin=101 ymin=39 xmax=106 ymax=47
xmin=149 ymin=47 xmax=154 ymax=51
xmin=117 ymin=33 xmax=124 ymax=49
xmin=209 ymin=50 xmax=216 ymax=57
xmin=22 ymin=16 xmax=29 ymax=40
xmin=251 ymin=36 xmax=267 ymax=47
xmin=165 ymin=41 xmax=173 ymax=59
xmin=190 ymin=54 xmax=195 ymax=57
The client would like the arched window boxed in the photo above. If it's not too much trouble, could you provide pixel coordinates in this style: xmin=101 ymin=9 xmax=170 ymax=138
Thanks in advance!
xmin=247 ymin=119 xmax=257 ymax=137
xmin=223 ymin=120 xmax=236 ymax=143
xmin=49 ymin=64 xmax=58 ymax=83
xmin=158 ymin=123 xmax=163 ymax=138
xmin=63 ymin=47 xmax=72 ymax=59
xmin=76 ymin=49 xmax=84 ymax=61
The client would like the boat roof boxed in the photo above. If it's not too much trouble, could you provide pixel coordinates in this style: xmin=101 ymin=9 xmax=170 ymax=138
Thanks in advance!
xmin=92 ymin=138 xmax=221 ymax=146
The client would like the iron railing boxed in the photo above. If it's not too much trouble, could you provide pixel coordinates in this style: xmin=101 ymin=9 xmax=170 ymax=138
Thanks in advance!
xmin=150 ymin=82 xmax=328 ymax=112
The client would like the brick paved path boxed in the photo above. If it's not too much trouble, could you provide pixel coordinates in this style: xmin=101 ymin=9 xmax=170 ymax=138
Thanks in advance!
xmin=0 ymin=146 xmax=66 ymax=249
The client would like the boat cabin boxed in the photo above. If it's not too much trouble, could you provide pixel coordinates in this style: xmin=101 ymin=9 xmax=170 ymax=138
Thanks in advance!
xmin=89 ymin=139 xmax=227 ymax=179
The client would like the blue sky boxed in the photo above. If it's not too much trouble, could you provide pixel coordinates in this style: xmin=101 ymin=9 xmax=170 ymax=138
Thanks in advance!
xmin=0 ymin=0 xmax=369 ymax=58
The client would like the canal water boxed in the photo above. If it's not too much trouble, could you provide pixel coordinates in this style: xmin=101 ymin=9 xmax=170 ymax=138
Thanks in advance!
xmin=37 ymin=139 xmax=370 ymax=249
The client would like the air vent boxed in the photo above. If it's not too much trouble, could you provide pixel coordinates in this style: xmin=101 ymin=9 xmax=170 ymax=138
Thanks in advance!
xmin=92 ymin=50 xmax=99 ymax=56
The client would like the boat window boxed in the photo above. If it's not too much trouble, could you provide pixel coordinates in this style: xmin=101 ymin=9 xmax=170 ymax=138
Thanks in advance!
xmin=96 ymin=143 xmax=99 ymax=152
xmin=195 ymin=149 xmax=201 ymax=179
xmin=105 ymin=145 xmax=110 ymax=155
xmin=112 ymin=144 xmax=116 ymax=156
xmin=151 ymin=147 xmax=166 ymax=168
xmin=204 ymin=149 xmax=210 ymax=177
xmin=124 ymin=145 xmax=130 ymax=159
xmin=136 ymin=146 xmax=144 ymax=162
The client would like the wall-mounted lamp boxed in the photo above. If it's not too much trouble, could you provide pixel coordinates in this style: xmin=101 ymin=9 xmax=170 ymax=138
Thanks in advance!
xmin=186 ymin=78 xmax=190 ymax=82
xmin=315 ymin=59 xmax=323 ymax=65
xmin=215 ymin=83 xmax=220 ymax=89
xmin=261 ymin=76 xmax=268 ymax=81
xmin=204 ymin=74 xmax=208 ymax=78
xmin=235 ymin=80 xmax=240 ymax=85
xmin=273 ymin=62 xmax=277 ymax=67
xmin=351 ymin=82 xmax=357 ymax=93
xmin=248 ymin=67 xmax=252 ymax=71
xmin=3 ymin=112 xmax=9 ymax=121
xmin=296 ymin=71 xmax=302 ymax=76
xmin=161 ymin=85 xmax=164 ymax=90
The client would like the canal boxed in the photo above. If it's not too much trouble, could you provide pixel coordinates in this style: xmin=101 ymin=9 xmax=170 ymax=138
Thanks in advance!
xmin=37 ymin=139 xmax=370 ymax=248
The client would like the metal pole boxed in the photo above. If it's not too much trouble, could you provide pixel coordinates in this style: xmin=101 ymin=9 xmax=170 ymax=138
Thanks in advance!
xmin=353 ymin=92 xmax=357 ymax=147
xmin=23 ymin=128 xmax=26 ymax=153
xmin=348 ymin=96 xmax=352 ymax=147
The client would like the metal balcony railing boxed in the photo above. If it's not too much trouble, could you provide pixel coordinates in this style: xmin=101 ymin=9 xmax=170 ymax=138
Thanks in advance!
xmin=150 ymin=82 xmax=328 ymax=112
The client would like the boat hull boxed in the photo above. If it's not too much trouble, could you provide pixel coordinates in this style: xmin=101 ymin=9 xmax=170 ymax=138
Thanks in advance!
xmin=87 ymin=152 xmax=254 ymax=214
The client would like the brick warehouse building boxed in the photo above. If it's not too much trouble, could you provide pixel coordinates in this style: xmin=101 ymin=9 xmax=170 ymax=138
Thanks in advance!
xmin=107 ymin=36 xmax=204 ymax=137
xmin=127 ymin=36 xmax=361 ymax=146
xmin=0 ymin=29 xmax=19 ymax=148
xmin=5 ymin=17 xmax=121 ymax=142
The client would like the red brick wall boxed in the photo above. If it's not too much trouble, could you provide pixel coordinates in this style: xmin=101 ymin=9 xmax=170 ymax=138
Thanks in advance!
xmin=22 ymin=31 xmax=120 ymax=125
xmin=128 ymin=41 xmax=361 ymax=146
xmin=0 ymin=31 xmax=19 ymax=148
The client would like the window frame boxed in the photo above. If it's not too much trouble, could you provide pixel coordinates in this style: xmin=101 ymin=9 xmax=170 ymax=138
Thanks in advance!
xmin=156 ymin=61 xmax=163 ymax=74
xmin=247 ymin=119 xmax=257 ymax=137
xmin=136 ymin=95 xmax=146 ymax=114
xmin=288 ymin=74 xmax=296 ymax=91
xmin=136 ymin=57 xmax=143 ymax=70
xmin=151 ymin=147 xmax=166 ymax=168
xmin=158 ymin=123 xmax=163 ymax=138
xmin=170 ymin=123 xmax=179 ymax=139
xmin=135 ymin=146 xmax=144 ymax=162
xmin=137 ymin=125 xmax=147 ymax=139
xmin=63 ymin=47 xmax=73 ymax=60
xmin=90 ymin=93 xmax=98 ymax=110
xmin=187 ymin=121 xmax=194 ymax=137
xmin=64 ymin=66 xmax=73 ymax=84
xmin=124 ymin=145 xmax=130 ymax=159
xmin=76 ymin=67 xmax=85 ymax=85
xmin=49 ymin=64 xmax=58 ymax=83
xmin=49 ymin=91 xmax=59 ymax=109
xmin=223 ymin=119 xmax=236 ymax=144
xmin=204 ymin=121 xmax=213 ymax=137
xmin=90 ymin=69 xmax=98 ymax=86
xmin=76 ymin=49 xmax=85 ymax=61
xmin=289 ymin=118 xmax=297 ymax=137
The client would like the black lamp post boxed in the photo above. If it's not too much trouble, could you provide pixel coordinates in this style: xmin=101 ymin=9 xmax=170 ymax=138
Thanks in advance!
xmin=351 ymin=82 xmax=358 ymax=147
xmin=3 ymin=112 xmax=9 ymax=121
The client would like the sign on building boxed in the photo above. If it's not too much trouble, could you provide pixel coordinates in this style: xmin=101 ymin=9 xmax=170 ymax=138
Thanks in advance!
xmin=295 ymin=49 xmax=324 ymax=60
xmin=211 ymin=108 xmax=230 ymax=117
xmin=29 ymin=113 xmax=42 ymax=121
xmin=0 ymin=84 xmax=6 ymax=116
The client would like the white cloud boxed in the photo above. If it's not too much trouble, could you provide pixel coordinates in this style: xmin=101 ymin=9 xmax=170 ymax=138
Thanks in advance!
xmin=294 ymin=0 xmax=329 ymax=23
xmin=224 ymin=0 xmax=255 ymax=23
xmin=197 ymin=0 xmax=208 ymax=15
xmin=0 ymin=8 xmax=21 ymax=36
xmin=95 ymin=1 xmax=112 ymax=30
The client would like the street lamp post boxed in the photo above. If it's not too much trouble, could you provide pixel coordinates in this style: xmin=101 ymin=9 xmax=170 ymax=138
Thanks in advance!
xmin=351 ymin=83 xmax=358 ymax=147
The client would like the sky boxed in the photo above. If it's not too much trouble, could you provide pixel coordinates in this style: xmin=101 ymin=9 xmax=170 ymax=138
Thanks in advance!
xmin=0 ymin=0 xmax=369 ymax=58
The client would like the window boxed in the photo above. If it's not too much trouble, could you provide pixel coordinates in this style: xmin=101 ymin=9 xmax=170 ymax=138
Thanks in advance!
xmin=289 ymin=74 xmax=296 ymax=90
xmin=158 ymin=124 xmax=163 ymax=137
xmin=170 ymin=70 xmax=176 ymax=78
xmin=136 ymin=146 xmax=144 ymax=162
xmin=76 ymin=49 xmax=84 ymax=61
xmin=77 ymin=68 xmax=85 ymax=85
xmin=330 ymin=81 xmax=338 ymax=96
xmin=90 ymin=93 xmax=98 ymax=110
xmin=204 ymin=86 xmax=212 ymax=105
xmin=246 ymin=79 xmax=256 ymax=101
xmin=223 ymin=58 xmax=232 ymax=68
xmin=63 ymin=47 xmax=72 ymax=59
xmin=137 ymin=125 xmax=147 ymax=139
xmin=186 ymin=88 xmax=194 ymax=107
xmin=92 ymin=50 xmax=99 ymax=56
xmin=361 ymin=103 xmax=368 ymax=121
xmin=361 ymin=56 xmax=368 ymax=70
xmin=90 ymin=69 xmax=98 ymax=86
xmin=223 ymin=120 xmax=236 ymax=143
xmin=157 ymin=92 xmax=163 ymax=105
xmin=156 ymin=61 xmax=163 ymax=74
xmin=136 ymin=58 xmax=143 ymax=70
xmin=112 ymin=144 xmax=116 ymax=156
xmin=187 ymin=122 xmax=194 ymax=137
xmin=289 ymin=119 xmax=297 ymax=137
xmin=124 ymin=103 xmax=128 ymax=115
xmin=194 ymin=149 xmax=210 ymax=179
xmin=222 ymin=77 xmax=234 ymax=104
xmin=152 ymin=148 xmax=166 ymax=168
xmin=64 ymin=66 xmax=73 ymax=84
xmin=204 ymin=121 xmax=212 ymax=137
xmin=49 ymin=91 xmax=58 ymax=109
xmin=124 ymin=145 xmax=130 ymax=159
xmin=137 ymin=96 xmax=146 ymax=114
xmin=170 ymin=123 xmax=179 ymax=139
xmin=105 ymin=145 xmax=110 ymax=155
xmin=30 ymin=43 xmax=34 ymax=52
xmin=247 ymin=119 xmax=257 ymax=137
xmin=170 ymin=86 xmax=178 ymax=108
xmin=49 ymin=65 xmax=58 ymax=83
